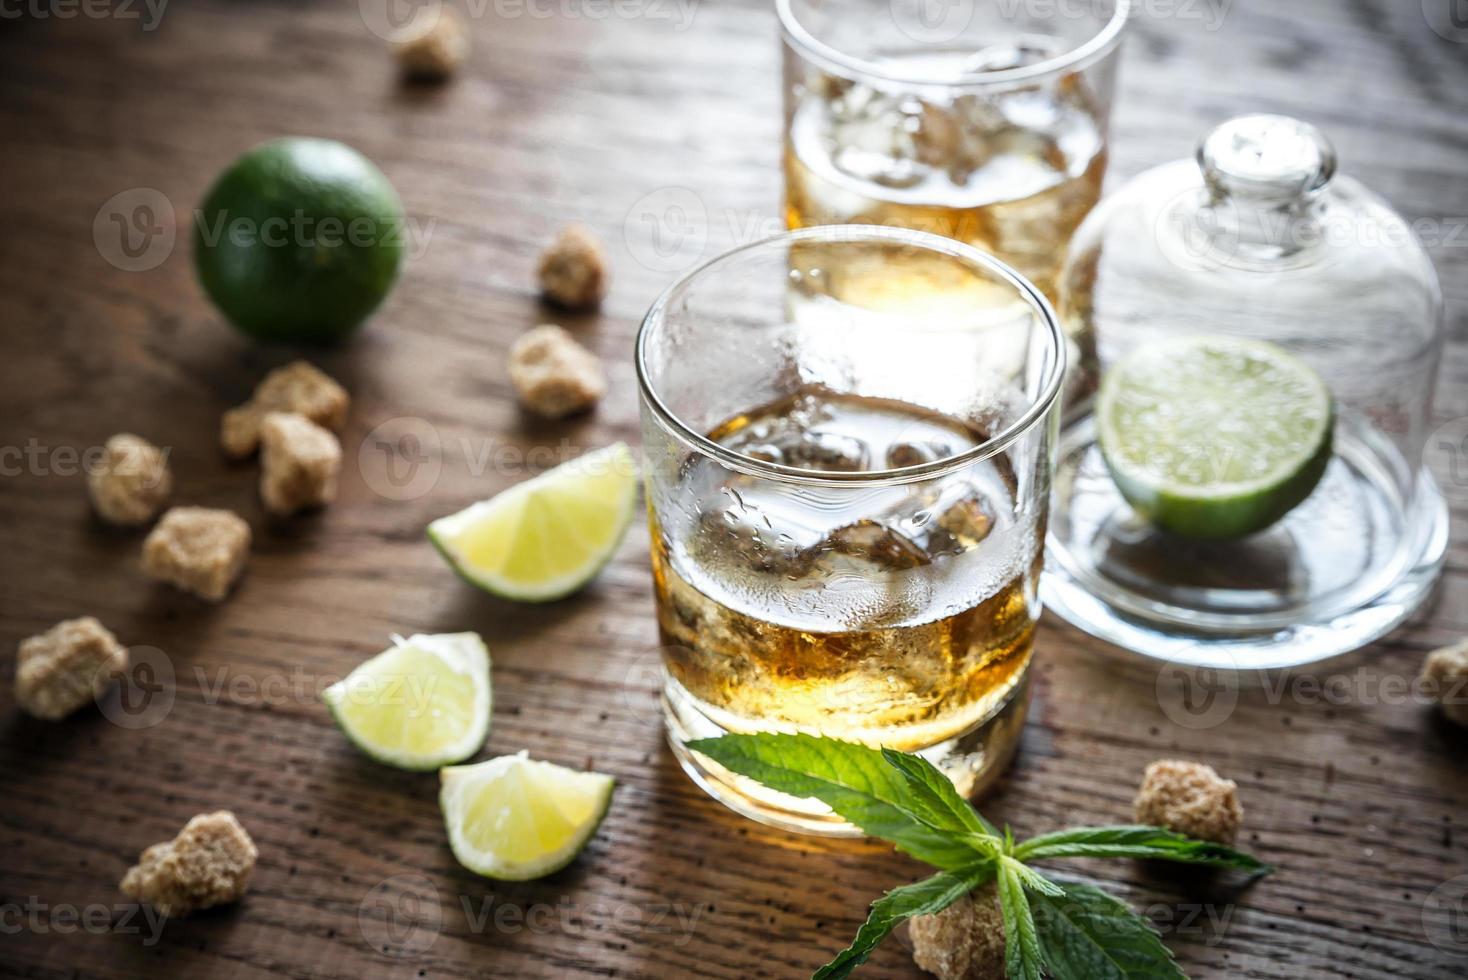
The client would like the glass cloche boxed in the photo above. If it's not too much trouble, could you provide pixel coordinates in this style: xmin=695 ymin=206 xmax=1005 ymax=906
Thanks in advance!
xmin=1044 ymin=114 xmax=1448 ymax=668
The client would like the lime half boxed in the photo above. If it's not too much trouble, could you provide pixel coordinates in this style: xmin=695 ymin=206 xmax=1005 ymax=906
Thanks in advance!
xmin=323 ymin=632 xmax=491 ymax=770
xmin=427 ymin=443 xmax=638 ymax=602
xmin=440 ymin=752 xmax=614 ymax=880
xmin=1098 ymin=335 xmax=1334 ymax=540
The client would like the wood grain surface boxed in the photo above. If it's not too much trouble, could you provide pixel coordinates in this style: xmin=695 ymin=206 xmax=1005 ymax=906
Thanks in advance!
xmin=2 ymin=0 xmax=1466 ymax=977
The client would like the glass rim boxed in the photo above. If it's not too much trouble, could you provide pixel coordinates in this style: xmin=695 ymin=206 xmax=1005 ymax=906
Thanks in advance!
xmin=634 ymin=225 xmax=1066 ymax=488
xmin=776 ymin=0 xmax=1131 ymax=88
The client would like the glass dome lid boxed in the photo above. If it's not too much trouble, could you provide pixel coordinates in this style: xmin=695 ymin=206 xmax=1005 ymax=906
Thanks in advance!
xmin=1044 ymin=114 xmax=1448 ymax=670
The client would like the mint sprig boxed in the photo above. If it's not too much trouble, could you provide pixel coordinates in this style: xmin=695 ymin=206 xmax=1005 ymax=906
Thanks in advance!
xmin=688 ymin=733 xmax=1270 ymax=979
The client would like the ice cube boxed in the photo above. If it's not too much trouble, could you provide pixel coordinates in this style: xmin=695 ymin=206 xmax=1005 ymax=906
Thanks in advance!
xmin=832 ymin=147 xmax=925 ymax=189
xmin=911 ymin=101 xmax=961 ymax=169
xmin=826 ymin=84 xmax=931 ymax=189
xmin=783 ymin=430 xmax=870 ymax=472
xmin=924 ymin=495 xmax=995 ymax=557
xmin=894 ymin=92 xmax=1021 ymax=188
xmin=722 ymin=413 xmax=870 ymax=472
xmin=696 ymin=504 xmax=816 ymax=578
xmin=952 ymin=94 xmax=1011 ymax=136
xmin=936 ymin=95 xmax=1016 ymax=185
xmin=822 ymin=519 xmax=932 ymax=570
xmin=886 ymin=440 xmax=955 ymax=469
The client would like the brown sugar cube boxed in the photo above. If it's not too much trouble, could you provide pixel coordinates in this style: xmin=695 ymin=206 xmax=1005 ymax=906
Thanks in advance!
xmin=909 ymin=881 xmax=1005 ymax=980
xmin=220 ymin=408 xmax=259 ymax=459
xmin=1421 ymin=640 xmax=1468 ymax=726
xmin=87 ymin=433 xmax=172 ymax=526
xmin=120 ymin=811 xmax=258 ymax=917
xmin=221 ymin=361 xmax=349 ymax=459
xmin=508 ymin=324 xmax=606 ymax=419
xmin=1134 ymin=759 xmax=1243 ymax=845
xmin=14 ymin=617 xmax=128 ymax=721
xmin=537 ymin=224 xmax=609 ymax=311
xmin=259 ymin=412 xmax=342 ymax=515
xmin=142 ymin=507 xmax=251 ymax=602
xmin=396 ymin=6 xmax=470 ymax=80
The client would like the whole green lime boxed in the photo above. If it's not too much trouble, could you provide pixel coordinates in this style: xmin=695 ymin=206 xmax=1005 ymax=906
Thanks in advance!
xmin=194 ymin=138 xmax=405 ymax=344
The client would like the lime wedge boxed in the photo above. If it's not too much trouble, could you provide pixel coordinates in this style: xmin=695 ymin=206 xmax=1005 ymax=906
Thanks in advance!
xmin=440 ymin=752 xmax=614 ymax=880
xmin=323 ymin=632 xmax=491 ymax=771
xmin=1097 ymin=335 xmax=1334 ymax=540
xmin=427 ymin=443 xmax=638 ymax=602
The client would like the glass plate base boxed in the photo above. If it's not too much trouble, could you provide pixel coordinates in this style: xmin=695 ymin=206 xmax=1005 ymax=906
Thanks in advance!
xmin=1043 ymin=418 xmax=1449 ymax=670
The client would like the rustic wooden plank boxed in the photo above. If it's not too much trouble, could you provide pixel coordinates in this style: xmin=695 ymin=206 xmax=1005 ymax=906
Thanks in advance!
xmin=1 ymin=0 xmax=1466 ymax=978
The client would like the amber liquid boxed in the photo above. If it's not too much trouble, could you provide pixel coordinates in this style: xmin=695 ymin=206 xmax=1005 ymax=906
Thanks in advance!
xmin=652 ymin=388 xmax=1039 ymax=753
xmin=783 ymin=67 xmax=1107 ymax=303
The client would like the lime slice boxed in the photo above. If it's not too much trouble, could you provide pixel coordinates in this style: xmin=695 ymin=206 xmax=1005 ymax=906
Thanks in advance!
xmin=323 ymin=632 xmax=491 ymax=770
xmin=1097 ymin=335 xmax=1334 ymax=540
xmin=439 ymin=752 xmax=614 ymax=880
xmin=427 ymin=443 xmax=638 ymax=602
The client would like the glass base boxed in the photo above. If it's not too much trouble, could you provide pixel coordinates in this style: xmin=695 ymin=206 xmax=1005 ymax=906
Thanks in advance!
xmin=664 ymin=672 xmax=1029 ymax=837
xmin=1044 ymin=417 xmax=1449 ymax=669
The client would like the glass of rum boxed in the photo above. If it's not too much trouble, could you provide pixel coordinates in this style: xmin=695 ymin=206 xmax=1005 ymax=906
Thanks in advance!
xmin=779 ymin=0 xmax=1127 ymax=412
xmin=636 ymin=226 xmax=1065 ymax=835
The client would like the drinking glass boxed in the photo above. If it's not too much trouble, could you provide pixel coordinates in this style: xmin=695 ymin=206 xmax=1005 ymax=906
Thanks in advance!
xmin=780 ymin=0 xmax=1127 ymax=413
xmin=779 ymin=0 xmax=1129 ymax=303
xmin=636 ymin=226 xmax=1064 ymax=835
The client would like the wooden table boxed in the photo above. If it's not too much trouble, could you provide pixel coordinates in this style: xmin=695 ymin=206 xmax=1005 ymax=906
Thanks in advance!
xmin=2 ymin=1 xmax=1465 ymax=977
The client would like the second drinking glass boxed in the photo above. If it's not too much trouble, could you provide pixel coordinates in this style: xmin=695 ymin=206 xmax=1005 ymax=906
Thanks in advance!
xmin=779 ymin=0 xmax=1127 ymax=412
xmin=779 ymin=0 xmax=1129 ymax=303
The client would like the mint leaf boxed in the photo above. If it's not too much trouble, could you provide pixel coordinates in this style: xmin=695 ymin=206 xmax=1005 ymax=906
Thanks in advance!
xmin=686 ymin=733 xmax=981 ymax=869
xmin=811 ymin=863 xmax=994 ymax=980
xmin=1031 ymin=882 xmax=1186 ymax=980
xmin=997 ymin=861 xmax=1044 ymax=980
xmin=880 ymin=748 xmax=1001 ymax=842
xmin=1015 ymin=826 xmax=1270 ymax=875
xmin=1000 ymin=855 xmax=1065 ymax=898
